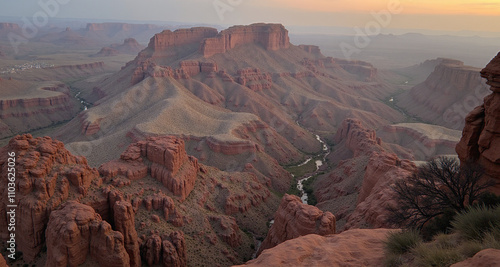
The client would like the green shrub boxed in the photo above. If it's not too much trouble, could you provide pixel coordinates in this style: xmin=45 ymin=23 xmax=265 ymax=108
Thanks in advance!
xmin=385 ymin=230 xmax=422 ymax=255
xmin=383 ymin=253 xmax=404 ymax=267
xmin=459 ymin=240 xmax=483 ymax=258
xmin=451 ymin=205 xmax=500 ymax=240
xmin=412 ymin=242 xmax=463 ymax=267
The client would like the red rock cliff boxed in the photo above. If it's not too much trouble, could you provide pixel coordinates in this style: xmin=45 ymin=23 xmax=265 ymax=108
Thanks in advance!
xmin=0 ymin=134 xmax=100 ymax=261
xmin=456 ymin=52 xmax=500 ymax=190
xmin=200 ymin=23 xmax=290 ymax=57
xmin=258 ymin=194 xmax=335 ymax=254
xmin=149 ymin=27 xmax=218 ymax=56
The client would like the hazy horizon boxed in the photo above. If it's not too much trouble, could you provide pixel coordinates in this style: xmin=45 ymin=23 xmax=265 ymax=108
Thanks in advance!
xmin=1 ymin=0 xmax=500 ymax=37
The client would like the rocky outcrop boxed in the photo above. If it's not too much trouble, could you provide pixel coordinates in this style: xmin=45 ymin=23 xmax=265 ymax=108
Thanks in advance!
xmin=200 ymin=23 xmax=290 ymax=57
xmin=94 ymin=38 xmax=145 ymax=57
xmin=451 ymin=249 xmax=500 ymax=267
xmin=457 ymin=52 xmax=500 ymax=190
xmin=258 ymin=194 xmax=335 ymax=254
xmin=398 ymin=60 xmax=487 ymax=130
xmin=334 ymin=118 xmax=382 ymax=157
xmin=238 ymin=229 xmax=394 ymax=267
xmin=45 ymin=201 xmax=130 ymax=267
xmin=94 ymin=47 xmax=119 ymax=57
xmin=141 ymin=231 xmax=186 ymax=267
xmin=345 ymin=152 xmax=415 ymax=229
xmin=142 ymin=137 xmax=199 ymax=201
xmin=0 ymin=134 xmax=100 ymax=261
xmin=114 ymin=201 xmax=141 ymax=267
xmin=100 ymin=136 xmax=199 ymax=201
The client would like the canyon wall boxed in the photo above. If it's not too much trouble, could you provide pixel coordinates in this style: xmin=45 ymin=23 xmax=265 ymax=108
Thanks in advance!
xmin=397 ymin=59 xmax=488 ymax=129
xmin=456 ymin=52 xmax=500 ymax=190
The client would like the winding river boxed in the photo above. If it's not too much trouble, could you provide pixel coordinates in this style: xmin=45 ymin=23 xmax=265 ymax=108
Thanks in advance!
xmin=295 ymin=134 xmax=330 ymax=204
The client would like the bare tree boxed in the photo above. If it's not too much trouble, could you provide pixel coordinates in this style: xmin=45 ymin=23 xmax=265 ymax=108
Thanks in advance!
xmin=388 ymin=157 xmax=495 ymax=229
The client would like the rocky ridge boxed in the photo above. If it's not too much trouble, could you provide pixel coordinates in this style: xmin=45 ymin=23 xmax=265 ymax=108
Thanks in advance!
xmin=456 ymin=52 xmax=500 ymax=191
xmin=397 ymin=59 xmax=488 ymax=130
xmin=0 ymin=82 xmax=81 ymax=139
xmin=0 ymin=134 xmax=279 ymax=266
xmin=315 ymin=118 xmax=415 ymax=230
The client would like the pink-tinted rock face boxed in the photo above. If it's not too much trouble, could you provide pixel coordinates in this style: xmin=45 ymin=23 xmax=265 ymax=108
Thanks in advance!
xmin=0 ymin=134 xmax=100 ymax=261
xmin=200 ymin=23 xmax=290 ymax=57
xmin=345 ymin=152 xmax=415 ymax=229
xmin=456 ymin=52 xmax=500 ymax=190
xmin=149 ymin=27 xmax=218 ymax=56
xmin=238 ymin=229 xmax=394 ymax=267
xmin=0 ymin=83 xmax=80 ymax=138
xmin=113 ymin=201 xmax=141 ymax=267
xmin=334 ymin=118 xmax=382 ymax=157
xmin=451 ymin=249 xmax=500 ymax=267
xmin=141 ymin=231 xmax=186 ymax=267
xmin=398 ymin=60 xmax=487 ymax=130
xmin=139 ymin=137 xmax=199 ymax=201
xmin=45 ymin=201 xmax=130 ymax=267
xmin=258 ymin=194 xmax=335 ymax=254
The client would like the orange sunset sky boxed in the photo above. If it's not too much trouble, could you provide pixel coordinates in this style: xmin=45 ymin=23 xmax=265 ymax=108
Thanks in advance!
xmin=1 ymin=0 xmax=500 ymax=35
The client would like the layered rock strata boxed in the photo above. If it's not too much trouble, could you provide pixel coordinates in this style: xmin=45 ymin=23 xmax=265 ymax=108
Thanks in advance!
xmin=200 ymin=23 xmax=290 ymax=57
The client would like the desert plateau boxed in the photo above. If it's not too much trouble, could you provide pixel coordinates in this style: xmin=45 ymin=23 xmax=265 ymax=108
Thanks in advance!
xmin=1 ymin=1 xmax=500 ymax=267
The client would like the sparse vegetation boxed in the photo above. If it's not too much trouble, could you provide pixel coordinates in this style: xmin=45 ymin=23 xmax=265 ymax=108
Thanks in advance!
xmin=384 ymin=205 xmax=500 ymax=266
xmin=385 ymin=230 xmax=422 ymax=255
xmin=452 ymin=205 xmax=500 ymax=240
xmin=388 ymin=157 xmax=494 ymax=232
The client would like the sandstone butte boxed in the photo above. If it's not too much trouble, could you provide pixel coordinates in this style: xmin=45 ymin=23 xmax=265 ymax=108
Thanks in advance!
xmin=257 ymin=194 xmax=336 ymax=255
xmin=456 ymin=51 xmax=500 ymax=192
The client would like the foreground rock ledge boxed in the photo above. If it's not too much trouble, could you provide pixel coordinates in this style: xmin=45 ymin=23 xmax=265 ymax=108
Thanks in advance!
xmin=238 ymin=228 xmax=394 ymax=267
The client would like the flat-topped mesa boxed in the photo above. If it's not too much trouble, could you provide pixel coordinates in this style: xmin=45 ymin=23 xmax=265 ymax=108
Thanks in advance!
xmin=200 ymin=23 xmax=290 ymax=57
xmin=456 ymin=52 xmax=500 ymax=190
xmin=148 ymin=27 xmax=218 ymax=56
